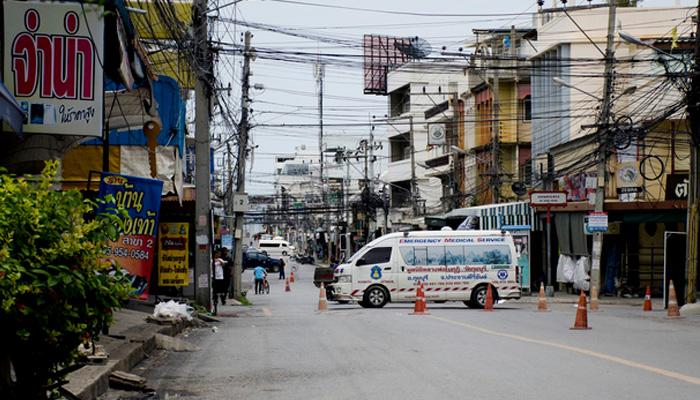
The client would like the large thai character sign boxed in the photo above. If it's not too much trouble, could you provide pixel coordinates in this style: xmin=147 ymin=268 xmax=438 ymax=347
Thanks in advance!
xmin=3 ymin=1 xmax=104 ymax=136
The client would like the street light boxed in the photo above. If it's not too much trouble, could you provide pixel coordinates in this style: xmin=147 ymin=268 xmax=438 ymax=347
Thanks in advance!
xmin=618 ymin=31 xmax=683 ymax=61
xmin=552 ymin=77 xmax=602 ymax=101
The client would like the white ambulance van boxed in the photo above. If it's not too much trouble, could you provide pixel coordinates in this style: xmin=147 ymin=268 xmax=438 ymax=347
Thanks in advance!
xmin=329 ymin=230 xmax=520 ymax=308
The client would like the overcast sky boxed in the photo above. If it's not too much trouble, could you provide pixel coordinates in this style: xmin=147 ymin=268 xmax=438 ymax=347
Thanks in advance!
xmin=216 ymin=0 xmax=695 ymax=194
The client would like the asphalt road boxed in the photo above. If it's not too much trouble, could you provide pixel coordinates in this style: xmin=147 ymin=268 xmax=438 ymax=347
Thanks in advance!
xmin=140 ymin=262 xmax=700 ymax=400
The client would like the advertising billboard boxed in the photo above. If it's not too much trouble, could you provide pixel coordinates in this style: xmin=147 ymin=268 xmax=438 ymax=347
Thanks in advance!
xmin=98 ymin=173 xmax=163 ymax=299
xmin=363 ymin=34 xmax=412 ymax=95
xmin=3 ymin=0 xmax=104 ymax=136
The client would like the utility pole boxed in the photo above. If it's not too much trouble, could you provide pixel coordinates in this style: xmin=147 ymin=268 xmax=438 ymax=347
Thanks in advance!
xmin=491 ymin=64 xmax=501 ymax=204
xmin=193 ymin=0 xmax=212 ymax=310
xmin=684 ymin=0 xmax=700 ymax=305
xmin=591 ymin=1 xmax=617 ymax=295
xmin=315 ymin=62 xmax=327 ymax=261
xmin=345 ymin=150 xmax=352 ymax=256
xmin=451 ymin=91 xmax=461 ymax=209
xmin=232 ymin=31 xmax=253 ymax=299
xmin=409 ymin=115 xmax=417 ymax=216
xmin=316 ymin=63 xmax=325 ymax=202
xmin=369 ymin=118 xmax=375 ymax=192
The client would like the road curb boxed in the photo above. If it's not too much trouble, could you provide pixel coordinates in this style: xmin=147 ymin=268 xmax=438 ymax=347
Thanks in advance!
xmin=63 ymin=317 xmax=187 ymax=400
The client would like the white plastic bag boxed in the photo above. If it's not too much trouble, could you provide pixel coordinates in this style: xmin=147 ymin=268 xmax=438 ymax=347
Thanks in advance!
xmin=557 ymin=255 xmax=575 ymax=283
xmin=153 ymin=300 xmax=193 ymax=321
xmin=573 ymin=256 xmax=590 ymax=291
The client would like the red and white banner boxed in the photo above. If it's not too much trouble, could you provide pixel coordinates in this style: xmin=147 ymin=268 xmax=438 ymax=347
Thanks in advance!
xmin=3 ymin=0 xmax=104 ymax=136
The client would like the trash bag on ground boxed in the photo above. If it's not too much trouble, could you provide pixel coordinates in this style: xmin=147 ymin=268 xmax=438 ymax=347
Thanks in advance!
xmin=153 ymin=300 xmax=193 ymax=321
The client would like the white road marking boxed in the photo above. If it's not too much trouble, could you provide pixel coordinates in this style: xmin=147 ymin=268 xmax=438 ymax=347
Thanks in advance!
xmin=428 ymin=315 xmax=700 ymax=386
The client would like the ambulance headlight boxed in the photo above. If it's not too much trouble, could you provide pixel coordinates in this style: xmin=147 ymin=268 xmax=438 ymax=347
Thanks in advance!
xmin=338 ymin=275 xmax=352 ymax=283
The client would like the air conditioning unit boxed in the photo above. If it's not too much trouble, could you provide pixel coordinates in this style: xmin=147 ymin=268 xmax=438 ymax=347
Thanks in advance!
xmin=428 ymin=123 xmax=446 ymax=145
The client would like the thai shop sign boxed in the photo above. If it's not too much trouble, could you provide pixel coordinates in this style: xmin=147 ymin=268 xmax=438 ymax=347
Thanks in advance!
xmin=98 ymin=173 xmax=163 ymax=299
xmin=158 ymin=223 xmax=189 ymax=287
xmin=3 ymin=1 xmax=104 ymax=136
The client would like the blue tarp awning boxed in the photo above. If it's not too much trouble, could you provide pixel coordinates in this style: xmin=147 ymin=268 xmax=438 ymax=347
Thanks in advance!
xmin=83 ymin=75 xmax=186 ymax=157
xmin=0 ymin=81 xmax=23 ymax=135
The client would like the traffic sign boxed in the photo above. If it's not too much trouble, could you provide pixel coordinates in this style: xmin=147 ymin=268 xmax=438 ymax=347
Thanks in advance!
xmin=529 ymin=191 xmax=567 ymax=207
xmin=584 ymin=212 xmax=608 ymax=234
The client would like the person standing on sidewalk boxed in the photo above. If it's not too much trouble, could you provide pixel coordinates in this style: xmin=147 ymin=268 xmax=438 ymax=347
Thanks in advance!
xmin=278 ymin=258 xmax=286 ymax=280
xmin=253 ymin=264 xmax=266 ymax=295
xmin=221 ymin=247 xmax=234 ymax=298
xmin=213 ymin=250 xmax=229 ymax=305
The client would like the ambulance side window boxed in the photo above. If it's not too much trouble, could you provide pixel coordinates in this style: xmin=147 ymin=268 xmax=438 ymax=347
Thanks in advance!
xmin=356 ymin=247 xmax=392 ymax=266
xmin=427 ymin=247 xmax=445 ymax=266
xmin=399 ymin=247 xmax=415 ymax=265
xmin=445 ymin=246 xmax=465 ymax=265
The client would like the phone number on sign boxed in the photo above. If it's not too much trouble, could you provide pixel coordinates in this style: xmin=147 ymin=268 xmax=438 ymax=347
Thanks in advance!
xmin=105 ymin=246 xmax=151 ymax=261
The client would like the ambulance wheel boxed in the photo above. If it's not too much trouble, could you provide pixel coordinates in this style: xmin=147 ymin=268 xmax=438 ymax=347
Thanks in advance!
xmin=468 ymin=284 xmax=497 ymax=309
xmin=363 ymin=286 xmax=388 ymax=308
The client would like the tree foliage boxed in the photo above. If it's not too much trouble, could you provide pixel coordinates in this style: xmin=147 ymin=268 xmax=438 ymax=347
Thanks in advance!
xmin=0 ymin=161 xmax=131 ymax=399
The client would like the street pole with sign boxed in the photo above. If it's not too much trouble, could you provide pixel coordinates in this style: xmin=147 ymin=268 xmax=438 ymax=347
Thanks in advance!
xmin=530 ymin=191 xmax=567 ymax=295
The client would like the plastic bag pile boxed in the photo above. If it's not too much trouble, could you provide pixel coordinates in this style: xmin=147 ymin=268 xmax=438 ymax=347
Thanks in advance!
xmin=153 ymin=300 xmax=193 ymax=321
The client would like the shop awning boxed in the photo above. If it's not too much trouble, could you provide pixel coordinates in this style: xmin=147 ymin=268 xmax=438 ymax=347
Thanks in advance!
xmin=0 ymin=81 xmax=23 ymax=135
xmin=430 ymin=201 xmax=539 ymax=231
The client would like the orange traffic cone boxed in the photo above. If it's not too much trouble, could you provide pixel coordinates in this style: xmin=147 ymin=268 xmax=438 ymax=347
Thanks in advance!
xmin=667 ymin=280 xmax=682 ymax=319
xmin=290 ymin=271 xmax=295 ymax=283
xmin=410 ymin=281 xmax=429 ymax=315
xmin=285 ymin=277 xmax=291 ymax=292
xmin=643 ymin=286 xmax=652 ymax=312
xmin=317 ymin=285 xmax=328 ymax=312
xmin=590 ymin=285 xmax=599 ymax=312
xmin=483 ymin=283 xmax=494 ymax=312
xmin=537 ymin=283 xmax=550 ymax=312
xmin=570 ymin=290 xmax=591 ymax=330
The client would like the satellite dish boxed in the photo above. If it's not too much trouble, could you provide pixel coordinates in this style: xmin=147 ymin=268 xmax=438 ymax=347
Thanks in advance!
xmin=395 ymin=36 xmax=432 ymax=59
xmin=511 ymin=182 xmax=527 ymax=196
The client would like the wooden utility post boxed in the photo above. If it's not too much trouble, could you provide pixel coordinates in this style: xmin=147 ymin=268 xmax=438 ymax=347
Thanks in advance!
xmin=232 ymin=31 xmax=253 ymax=299
xmin=591 ymin=1 xmax=617 ymax=293
xmin=684 ymin=0 xmax=700 ymax=304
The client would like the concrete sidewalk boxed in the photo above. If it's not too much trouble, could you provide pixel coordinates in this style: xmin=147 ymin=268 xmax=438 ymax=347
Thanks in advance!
xmin=63 ymin=304 xmax=189 ymax=400
xmin=513 ymin=292 xmax=658 ymax=307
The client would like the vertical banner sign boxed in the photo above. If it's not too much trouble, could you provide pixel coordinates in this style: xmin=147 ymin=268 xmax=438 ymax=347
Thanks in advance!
xmin=3 ymin=1 xmax=104 ymax=136
xmin=512 ymin=233 xmax=531 ymax=293
xmin=98 ymin=173 xmax=163 ymax=299
xmin=158 ymin=223 xmax=189 ymax=287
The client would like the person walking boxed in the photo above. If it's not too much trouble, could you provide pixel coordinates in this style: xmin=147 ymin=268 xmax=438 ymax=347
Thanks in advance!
xmin=221 ymin=247 xmax=234 ymax=298
xmin=213 ymin=250 xmax=228 ymax=305
xmin=253 ymin=264 xmax=266 ymax=295
xmin=278 ymin=258 xmax=286 ymax=280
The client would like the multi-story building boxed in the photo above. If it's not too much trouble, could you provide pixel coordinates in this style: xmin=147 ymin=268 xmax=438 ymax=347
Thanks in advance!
xmin=467 ymin=28 xmax=535 ymax=206
xmin=382 ymin=63 xmax=468 ymax=228
xmin=529 ymin=4 xmax=695 ymax=299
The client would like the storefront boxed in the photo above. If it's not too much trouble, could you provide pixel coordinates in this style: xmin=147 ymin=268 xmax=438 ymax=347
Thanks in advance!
xmin=545 ymin=201 xmax=691 ymax=301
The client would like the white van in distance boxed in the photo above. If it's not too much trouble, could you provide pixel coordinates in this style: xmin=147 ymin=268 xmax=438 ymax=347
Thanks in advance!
xmin=258 ymin=238 xmax=295 ymax=258
xmin=329 ymin=230 xmax=521 ymax=308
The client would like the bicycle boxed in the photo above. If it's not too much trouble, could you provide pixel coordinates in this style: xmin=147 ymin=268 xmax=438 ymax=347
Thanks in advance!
xmin=262 ymin=277 xmax=270 ymax=294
